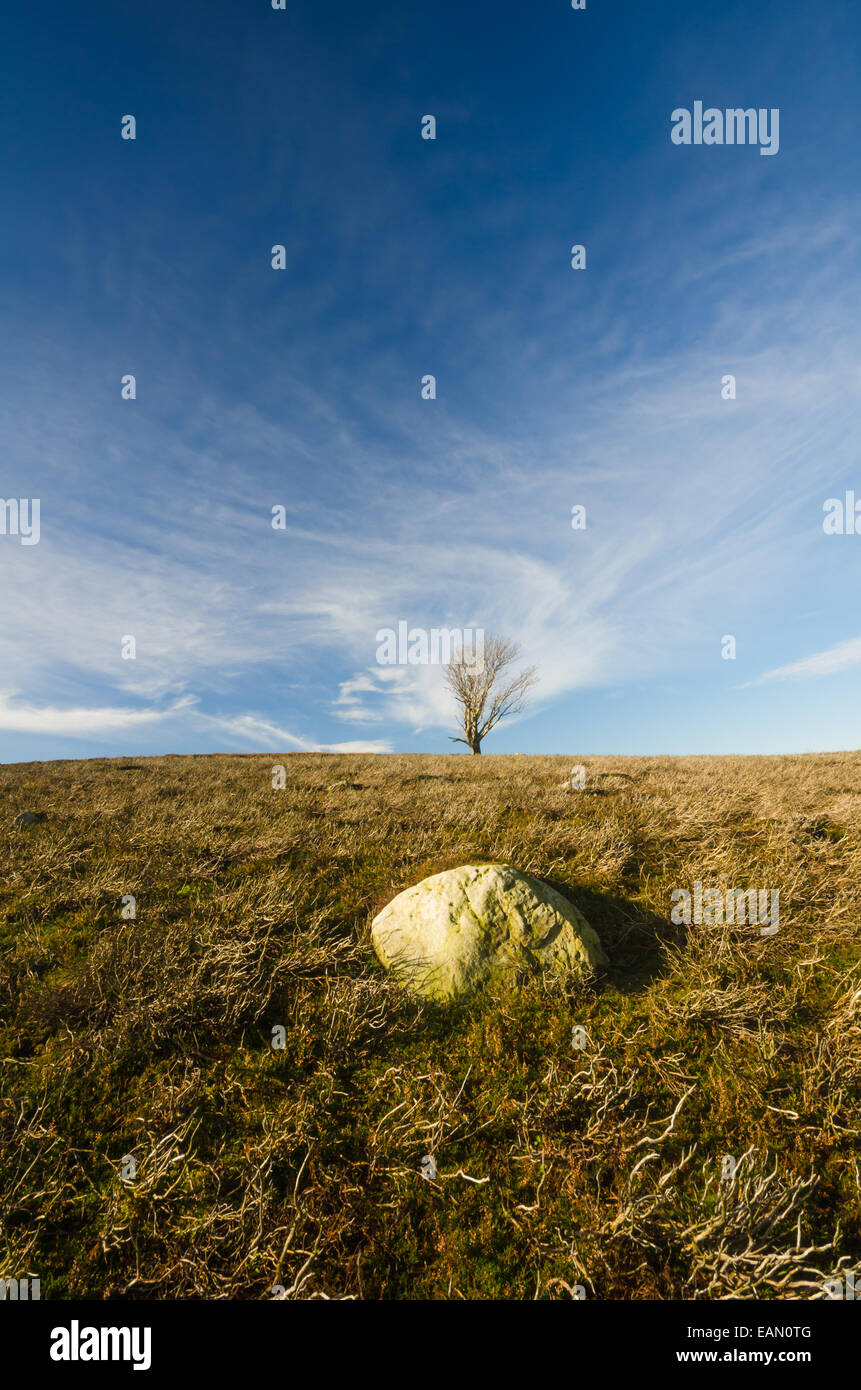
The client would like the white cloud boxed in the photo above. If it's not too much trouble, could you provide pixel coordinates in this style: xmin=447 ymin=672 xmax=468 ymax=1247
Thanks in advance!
xmin=199 ymin=711 xmax=390 ymax=753
xmin=324 ymin=740 xmax=392 ymax=753
xmin=746 ymin=636 xmax=861 ymax=686
xmin=198 ymin=713 xmax=311 ymax=748
xmin=0 ymin=692 xmax=194 ymax=737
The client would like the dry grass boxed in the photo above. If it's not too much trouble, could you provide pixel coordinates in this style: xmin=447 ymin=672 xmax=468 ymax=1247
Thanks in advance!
xmin=0 ymin=750 xmax=859 ymax=1299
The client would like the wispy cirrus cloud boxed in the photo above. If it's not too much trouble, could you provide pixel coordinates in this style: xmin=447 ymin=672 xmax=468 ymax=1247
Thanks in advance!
xmin=0 ymin=692 xmax=196 ymax=736
xmin=746 ymin=637 xmax=861 ymax=686
xmin=199 ymin=712 xmax=391 ymax=754
xmin=0 ymin=695 xmax=392 ymax=753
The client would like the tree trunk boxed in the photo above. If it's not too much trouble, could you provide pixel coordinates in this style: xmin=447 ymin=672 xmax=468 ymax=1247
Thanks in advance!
xmin=471 ymin=741 xmax=482 ymax=754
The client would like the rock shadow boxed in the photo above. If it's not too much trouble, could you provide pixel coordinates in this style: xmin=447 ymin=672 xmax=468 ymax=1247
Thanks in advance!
xmin=543 ymin=876 xmax=680 ymax=996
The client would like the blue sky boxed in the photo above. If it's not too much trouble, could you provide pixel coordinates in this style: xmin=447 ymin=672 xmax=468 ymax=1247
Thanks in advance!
xmin=2 ymin=0 xmax=860 ymax=761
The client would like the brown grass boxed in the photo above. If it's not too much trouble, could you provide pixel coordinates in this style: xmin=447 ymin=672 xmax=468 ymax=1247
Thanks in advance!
xmin=0 ymin=751 xmax=859 ymax=1299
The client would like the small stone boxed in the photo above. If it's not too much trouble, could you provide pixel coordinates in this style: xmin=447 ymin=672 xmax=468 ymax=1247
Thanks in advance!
xmin=14 ymin=811 xmax=47 ymax=828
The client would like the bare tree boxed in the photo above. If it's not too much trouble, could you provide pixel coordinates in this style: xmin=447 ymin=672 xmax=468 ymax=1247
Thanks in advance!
xmin=444 ymin=634 xmax=538 ymax=754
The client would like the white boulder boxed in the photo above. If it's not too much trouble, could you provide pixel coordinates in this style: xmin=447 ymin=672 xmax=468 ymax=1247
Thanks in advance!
xmin=371 ymin=863 xmax=607 ymax=1002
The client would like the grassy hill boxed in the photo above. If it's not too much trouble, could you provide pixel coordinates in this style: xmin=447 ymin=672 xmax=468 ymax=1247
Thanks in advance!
xmin=1 ymin=751 xmax=859 ymax=1299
